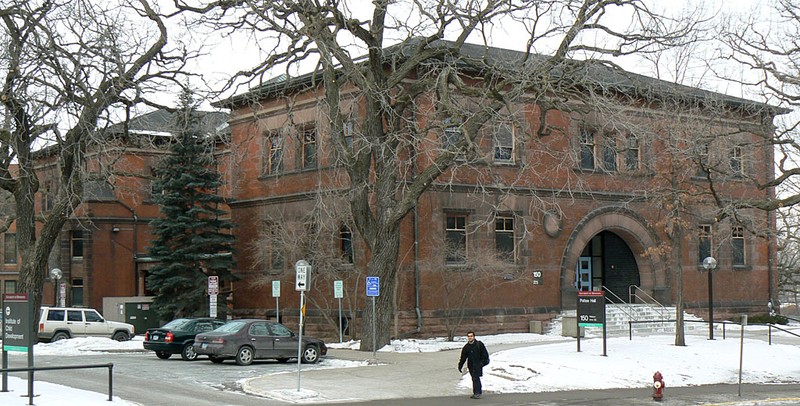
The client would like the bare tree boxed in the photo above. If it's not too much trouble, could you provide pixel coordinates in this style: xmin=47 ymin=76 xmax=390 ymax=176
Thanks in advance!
xmin=0 ymin=0 xmax=191 ymax=325
xmin=180 ymin=0 xmax=702 ymax=350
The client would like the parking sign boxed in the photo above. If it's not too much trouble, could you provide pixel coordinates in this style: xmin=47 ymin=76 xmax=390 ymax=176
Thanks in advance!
xmin=366 ymin=276 xmax=380 ymax=297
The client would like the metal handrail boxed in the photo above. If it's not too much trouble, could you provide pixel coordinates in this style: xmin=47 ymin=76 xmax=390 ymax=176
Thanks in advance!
xmin=601 ymin=285 xmax=637 ymax=321
xmin=1 ymin=363 xmax=114 ymax=404
xmin=627 ymin=319 xmax=739 ymax=340
xmin=628 ymin=285 xmax=670 ymax=320
xmin=768 ymin=323 xmax=800 ymax=345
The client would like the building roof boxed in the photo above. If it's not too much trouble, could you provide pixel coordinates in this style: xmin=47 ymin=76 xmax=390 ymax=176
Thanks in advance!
xmin=105 ymin=109 xmax=230 ymax=139
xmin=216 ymin=38 xmax=788 ymax=116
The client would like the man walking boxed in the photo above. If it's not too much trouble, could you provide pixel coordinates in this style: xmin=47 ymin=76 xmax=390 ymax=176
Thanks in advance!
xmin=458 ymin=331 xmax=490 ymax=399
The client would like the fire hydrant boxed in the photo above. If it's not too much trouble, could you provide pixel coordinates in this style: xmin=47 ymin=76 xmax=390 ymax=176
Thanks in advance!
xmin=652 ymin=371 xmax=665 ymax=401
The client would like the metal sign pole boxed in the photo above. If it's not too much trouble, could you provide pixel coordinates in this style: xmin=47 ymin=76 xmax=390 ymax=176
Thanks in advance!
xmin=338 ymin=298 xmax=343 ymax=343
xmin=372 ymin=296 xmax=376 ymax=359
xmin=297 ymin=290 xmax=304 ymax=392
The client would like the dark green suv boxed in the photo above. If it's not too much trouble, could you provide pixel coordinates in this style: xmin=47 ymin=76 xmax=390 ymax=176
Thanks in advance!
xmin=144 ymin=318 xmax=226 ymax=361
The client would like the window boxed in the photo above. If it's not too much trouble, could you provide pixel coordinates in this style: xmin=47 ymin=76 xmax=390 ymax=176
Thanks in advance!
xmin=494 ymin=124 xmax=514 ymax=163
xmin=71 ymin=230 xmax=85 ymax=258
xmin=302 ymin=127 xmax=317 ymax=169
xmin=495 ymin=216 xmax=515 ymax=262
xmin=445 ymin=214 xmax=467 ymax=264
xmin=67 ymin=310 xmax=83 ymax=322
xmin=42 ymin=181 xmax=55 ymax=212
xmin=602 ymin=139 xmax=617 ymax=172
xmin=732 ymin=226 xmax=745 ymax=266
xmin=249 ymin=322 xmax=269 ymax=336
xmin=263 ymin=132 xmax=283 ymax=175
xmin=84 ymin=310 xmax=103 ymax=322
xmin=47 ymin=309 xmax=65 ymax=321
xmin=579 ymin=129 xmax=595 ymax=170
xmin=698 ymin=224 xmax=713 ymax=263
xmin=443 ymin=118 xmax=462 ymax=150
xmin=343 ymin=121 xmax=354 ymax=150
xmin=3 ymin=280 xmax=16 ymax=294
xmin=730 ymin=145 xmax=743 ymax=176
xmin=72 ymin=278 xmax=84 ymax=305
xmin=263 ymin=223 xmax=283 ymax=271
xmin=269 ymin=322 xmax=293 ymax=337
xmin=625 ymin=136 xmax=640 ymax=171
xmin=340 ymin=224 xmax=353 ymax=264
xmin=3 ymin=233 xmax=16 ymax=264
xmin=696 ymin=142 xmax=710 ymax=176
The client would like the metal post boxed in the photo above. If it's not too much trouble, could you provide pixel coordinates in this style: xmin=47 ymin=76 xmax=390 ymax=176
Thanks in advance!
xmin=708 ymin=269 xmax=714 ymax=340
xmin=2 ymin=349 xmax=7 ymax=392
xmin=276 ymin=297 xmax=280 ymax=323
xmin=372 ymin=296 xmax=377 ymax=358
xmin=703 ymin=257 xmax=717 ymax=340
xmin=338 ymin=297 xmax=343 ymax=343
xmin=297 ymin=291 xmax=304 ymax=392
xmin=108 ymin=364 xmax=114 ymax=401
xmin=738 ymin=315 xmax=747 ymax=397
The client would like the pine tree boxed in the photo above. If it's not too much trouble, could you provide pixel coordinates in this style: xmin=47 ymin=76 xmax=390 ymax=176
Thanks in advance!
xmin=147 ymin=93 xmax=235 ymax=320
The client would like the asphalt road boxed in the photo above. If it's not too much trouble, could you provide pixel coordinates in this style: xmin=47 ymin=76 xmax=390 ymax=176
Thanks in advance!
xmin=6 ymin=350 xmax=311 ymax=406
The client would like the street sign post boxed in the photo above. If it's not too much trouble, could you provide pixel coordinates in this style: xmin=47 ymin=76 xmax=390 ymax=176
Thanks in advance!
xmin=366 ymin=276 xmax=380 ymax=358
xmin=208 ymin=276 xmax=219 ymax=318
xmin=2 ymin=293 xmax=34 ymax=397
xmin=576 ymin=291 xmax=606 ymax=355
xmin=294 ymin=260 xmax=311 ymax=392
xmin=334 ymin=280 xmax=343 ymax=343
xmin=272 ymin=280 xmax=281 ymax=322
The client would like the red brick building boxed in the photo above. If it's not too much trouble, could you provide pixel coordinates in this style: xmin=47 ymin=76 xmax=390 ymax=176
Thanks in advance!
xmin=8 ymin=42 xmax=781 ymax=340
xmin=219 ymin=42 xmax=782 ymax=339
xmin=20 ymin=110 xmax=230 ymax=328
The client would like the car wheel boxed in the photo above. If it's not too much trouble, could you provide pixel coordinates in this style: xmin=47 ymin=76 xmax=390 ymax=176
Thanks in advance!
xmin=155 ymin=351 xmax=172 ymax=360
xmin=181 ymin=342 xmax=198 ymax=361
xmin=301 ymin=345 xmax=319 ymax=364
xmin=276 ymin=358 xmax=290 ymax=363
xmin=209 ymin=356 xmax=224 ymax=364
xmin=235 ymin=346 xmax=254 ymax=366
xmin=112 ymin=332 xmax=129 ymax=342
xmin=52 ymin=332 xmax=70 ymax=342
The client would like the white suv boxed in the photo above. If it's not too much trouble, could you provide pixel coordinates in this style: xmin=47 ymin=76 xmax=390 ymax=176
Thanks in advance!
xmin=38 ymin=307 xmax=135 ymax=342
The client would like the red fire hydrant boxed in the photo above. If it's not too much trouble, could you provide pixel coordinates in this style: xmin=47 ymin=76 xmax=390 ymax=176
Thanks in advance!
xmin=652 ymin=371 xmax=665 ymax=401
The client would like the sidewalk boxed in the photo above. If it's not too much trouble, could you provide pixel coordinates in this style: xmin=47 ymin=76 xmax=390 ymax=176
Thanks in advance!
xmin=242 ymin=344 xmax=474 ymax=403
xmin=242 ymin=332 xmax=800 ymax=405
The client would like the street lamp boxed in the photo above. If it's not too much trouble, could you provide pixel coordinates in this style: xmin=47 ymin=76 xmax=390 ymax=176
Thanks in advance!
xmin=49 ymin=268 xmax=62 ymax=306
xmin=702 ymin=256 xmax=717 ymax=340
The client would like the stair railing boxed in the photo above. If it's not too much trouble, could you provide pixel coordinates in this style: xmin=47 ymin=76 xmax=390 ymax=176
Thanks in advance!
xmin=628 ymin=285 xmax=670 ymax=320
xmin=601 ymin=285 xmax=638 ymax=322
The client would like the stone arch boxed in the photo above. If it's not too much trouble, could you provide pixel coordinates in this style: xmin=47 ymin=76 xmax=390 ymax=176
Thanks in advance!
xmin=559 ymin=206 xmax=667 ymax=308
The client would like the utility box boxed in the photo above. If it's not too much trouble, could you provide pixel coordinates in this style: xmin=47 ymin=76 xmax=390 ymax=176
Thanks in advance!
xmin=529 ymin=320 xmax=543 ymax=334
xmin=561 ymin=316 xmax=585 ymax=337
xmin=124 ymin=302 xmax=160 ymax=333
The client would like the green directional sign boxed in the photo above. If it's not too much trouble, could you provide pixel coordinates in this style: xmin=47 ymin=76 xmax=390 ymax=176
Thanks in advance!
xmin=577 ymin=291 xmax=605 ymax=327
xmin=3 ymin=293 xmax=33 ymax=352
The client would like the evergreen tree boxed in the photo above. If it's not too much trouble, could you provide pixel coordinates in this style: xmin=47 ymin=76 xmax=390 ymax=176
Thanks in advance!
xmin=147 ymin=93 xmax=235 ymax=320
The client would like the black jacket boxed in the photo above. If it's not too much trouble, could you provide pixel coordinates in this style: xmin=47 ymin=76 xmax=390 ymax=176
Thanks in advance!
xmin=458 ymin=339 xmax=489 ymax=376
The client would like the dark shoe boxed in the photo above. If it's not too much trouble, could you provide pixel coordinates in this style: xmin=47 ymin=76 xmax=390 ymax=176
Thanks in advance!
xmin=470 ymin=394 xmax=481 ymax=399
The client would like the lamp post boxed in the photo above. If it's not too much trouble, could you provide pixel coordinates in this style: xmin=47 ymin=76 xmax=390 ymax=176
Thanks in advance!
xmin=49 ymin=268 xmax=62 ymax=306
xmin=702 ymin=256 xmax=717 ymax=340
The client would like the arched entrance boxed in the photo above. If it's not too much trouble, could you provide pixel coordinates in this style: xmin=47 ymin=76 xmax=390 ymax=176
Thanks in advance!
xmin=576 ymin=231 xmax=641 ymax=302
xmin=560 ymin=207 xmax=667 ymax=308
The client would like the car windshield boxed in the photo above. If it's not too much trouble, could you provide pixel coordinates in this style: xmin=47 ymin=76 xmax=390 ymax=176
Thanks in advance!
xmin=214 ymin=321 xmax=247 ymax=333
xmin=162 ymin=319 xmax=191 ymax=329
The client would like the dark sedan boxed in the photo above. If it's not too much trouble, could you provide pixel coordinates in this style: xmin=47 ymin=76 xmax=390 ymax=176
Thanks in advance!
xmin=193 ymin=319 xmax=327 ymax=366
xmin=144 ymin=318 xmax=227 ymax=361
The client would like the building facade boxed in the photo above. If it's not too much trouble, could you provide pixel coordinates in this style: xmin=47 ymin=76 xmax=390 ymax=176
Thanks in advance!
xmin=219 ymin=43 xmax=781 ymax=339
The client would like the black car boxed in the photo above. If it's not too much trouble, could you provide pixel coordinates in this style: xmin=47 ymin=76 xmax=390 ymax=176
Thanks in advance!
xmin=144 ymin=318 xmax=227 ymax=360
xmin=193 ymin=319 xmax=327 ymax=366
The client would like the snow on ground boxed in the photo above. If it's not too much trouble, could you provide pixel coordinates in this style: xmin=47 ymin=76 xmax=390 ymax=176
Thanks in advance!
xmin=1 ymin=323 xmax=799 ymax=405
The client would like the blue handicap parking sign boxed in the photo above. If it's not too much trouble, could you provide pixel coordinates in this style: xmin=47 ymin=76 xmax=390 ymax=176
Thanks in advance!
xmin=366 ymin=276 xmax=380 ymax=297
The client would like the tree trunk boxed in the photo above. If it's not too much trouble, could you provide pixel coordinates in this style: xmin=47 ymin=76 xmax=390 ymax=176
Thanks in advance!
xmin=358 ymin=224 xmax=401 ymax=352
